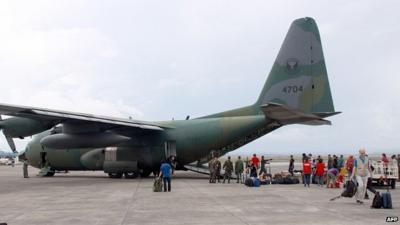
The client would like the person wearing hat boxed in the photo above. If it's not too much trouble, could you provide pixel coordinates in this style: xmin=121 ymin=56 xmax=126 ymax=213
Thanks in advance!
xmin=350 ymin=148 xmax=372 ymax=204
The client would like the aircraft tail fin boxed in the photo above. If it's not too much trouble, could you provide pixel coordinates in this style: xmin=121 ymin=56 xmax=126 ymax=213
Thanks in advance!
xmin=256 ymin=17 xmax=337 ymax=117
xmin=200 ymin=17 xmax=339 ymax=121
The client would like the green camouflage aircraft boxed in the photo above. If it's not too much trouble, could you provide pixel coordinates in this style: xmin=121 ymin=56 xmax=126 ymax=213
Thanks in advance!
xmin=0 ymin=17 xmax=339 ymax=178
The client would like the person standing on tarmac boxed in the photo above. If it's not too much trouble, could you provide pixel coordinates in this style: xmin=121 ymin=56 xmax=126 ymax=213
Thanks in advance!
xmin=223 ymin=156 xmax=233 ymax=183
xmin=235 ymin=156 xmax=244 ymax=183
xmin=244 ymin=157 xmax=250 ymax=180
xmin=160 ymin=159 xmax=172 ymax=192
xmin=398 ymin=154 xmax=400 ymax=181
xmin=260 ymin=156 xmax=267 ymax=175
xmin=288 ymin=155 xmax=295 ymax=176
xmin=23 ymin=159 xmax=29 ymax=178
xmin=303 ymin=158 xmax=312 ymax=187
xmin=327 ymin=154 xmax=333 ymax=169
xmin=350 ymin=149 xmax=372 ymax=204
xmin=364 ymin=156 xmax=377 ymax=200
xmin=209 ymin=157 xmax=216 ymax=183
xmin=338 ymin=155 xmax=345 ymax=170
xmin=214 ymin=157 xmax=222 ymax=183
xmin=315 ymin=158 xmax=325 ymax=187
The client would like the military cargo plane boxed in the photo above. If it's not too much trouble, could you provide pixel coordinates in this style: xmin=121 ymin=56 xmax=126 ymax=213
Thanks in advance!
xmin=0 ymin=17 xmax=339 ymax=178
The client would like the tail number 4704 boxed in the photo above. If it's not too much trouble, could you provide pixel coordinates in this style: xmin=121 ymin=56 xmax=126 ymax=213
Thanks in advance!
xmin=282 ymin=85 xmax=303 ymax=93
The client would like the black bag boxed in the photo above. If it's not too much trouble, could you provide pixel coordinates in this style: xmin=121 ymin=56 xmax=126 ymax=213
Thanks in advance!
xmin=245 ymin=178 xmax=254 ymax=187
xmin=371 ymin=192 xmax=382 ymax=208
xmin=341 ymin=180 xmax=357 ymax=198
xmin=272 ymin=178 xmax=284 ymax=184
xmin=381 ymin=192 xmax=392 ymax=209
xmin=283 ymin=176 xmax=300 ymax=184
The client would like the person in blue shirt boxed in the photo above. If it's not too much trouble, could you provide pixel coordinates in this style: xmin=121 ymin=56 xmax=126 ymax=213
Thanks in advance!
xmin=160 ymin=159 xmax=172 ymax=192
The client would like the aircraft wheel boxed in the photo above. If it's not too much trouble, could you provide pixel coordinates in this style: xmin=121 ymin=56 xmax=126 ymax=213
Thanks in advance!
xmin=46 ymin=171 xmax=55 ymax=177
xmin=124 ymin=172 xmax=138 ymax=179
xmin=108 ymin=172 xmax=123 ymax=178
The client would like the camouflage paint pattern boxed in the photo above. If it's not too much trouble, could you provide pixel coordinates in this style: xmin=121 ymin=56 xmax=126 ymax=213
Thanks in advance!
xmin=18 ymin=17 xmax=338 ymax=176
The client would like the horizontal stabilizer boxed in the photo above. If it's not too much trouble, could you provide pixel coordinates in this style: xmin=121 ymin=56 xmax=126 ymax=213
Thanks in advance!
xmin=261 ymin=103 xmax=340 ymax=126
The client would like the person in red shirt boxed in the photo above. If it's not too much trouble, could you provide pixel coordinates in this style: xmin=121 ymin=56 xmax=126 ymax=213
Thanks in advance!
xmin=315 ymin=158 xmax=325 ymax=187
xmin=381 ymin=153 xmax=389 ymax=166
xmin=345 ymin=155 xmax=354 ymax=181
xmin=251 ymin=154 xmax=260 ymax=169
xmin=303 ymin=158 xmax=312 ymax=187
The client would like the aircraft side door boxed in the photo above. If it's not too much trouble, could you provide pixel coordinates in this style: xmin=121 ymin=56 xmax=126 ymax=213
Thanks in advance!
xmin=164 ymin=141 xmax=176 ymax=159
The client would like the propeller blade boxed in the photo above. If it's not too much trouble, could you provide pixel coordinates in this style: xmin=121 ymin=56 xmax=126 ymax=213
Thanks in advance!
xmin=5 ymin=135 xmax=17 ymax=153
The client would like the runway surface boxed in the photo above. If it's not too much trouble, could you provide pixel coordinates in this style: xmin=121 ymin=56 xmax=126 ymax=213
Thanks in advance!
xmin=0 ymin=165 xmax=398 ymax=225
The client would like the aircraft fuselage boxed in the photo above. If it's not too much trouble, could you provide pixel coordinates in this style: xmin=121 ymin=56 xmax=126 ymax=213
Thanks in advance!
xmin=25 ymin=115 xmax=272 ymax=176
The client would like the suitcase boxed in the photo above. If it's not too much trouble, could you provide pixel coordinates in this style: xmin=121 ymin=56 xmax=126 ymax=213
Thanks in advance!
xmin=371 ymin=192 xmax=382 ymax=208
xmin=245 ymin=178 xmax=254 ymax=187
xmin=153 ymin=177 xmax=163 ymax=192
xmin=381 ymin=192 xmax=392 ymax=209
xmin=253 ymin=178 xmax=261 ymax=187
xmin=380 ymin=168 xmax=393 ymax=209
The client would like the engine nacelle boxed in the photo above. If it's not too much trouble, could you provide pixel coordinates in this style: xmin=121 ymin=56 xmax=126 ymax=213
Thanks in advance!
xmin=0 ymin=117 xmax=55 ymax=138
xmin=40 ymin=131 xmax=131 ymax=149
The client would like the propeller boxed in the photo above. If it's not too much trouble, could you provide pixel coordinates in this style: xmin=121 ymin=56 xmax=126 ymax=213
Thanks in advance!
xmin=0 ymin=115 xmax=17 ymax=153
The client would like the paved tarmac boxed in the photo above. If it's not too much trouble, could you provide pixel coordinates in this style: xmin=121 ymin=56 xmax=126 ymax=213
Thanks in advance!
xmin=0 ymin=165 xmax=398 ymax=225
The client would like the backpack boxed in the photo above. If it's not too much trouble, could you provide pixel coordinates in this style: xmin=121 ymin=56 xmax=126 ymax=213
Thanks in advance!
xmin=371 ymin=192 xmax=382 ymax=208
xmin=245 ymin=178 xmax=254 ymax=187
xmin=381 ymin=192 xmax=392 ymax=209
xmin=341 ymin=180 xmax=357 ymax=198
xmin=153 ymin=177 xmax=163 ymax=192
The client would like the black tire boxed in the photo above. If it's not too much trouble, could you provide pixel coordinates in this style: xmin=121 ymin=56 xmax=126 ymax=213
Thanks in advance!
xmin=124 ymin=172 xmax=138 ymax=179
xmin=108 ymin=172 xmax=123 ymax=178
xmin=46 ymin=171 xmax=55 ymax=177
xmin=391 ymin=180 xmax=396 ymax=189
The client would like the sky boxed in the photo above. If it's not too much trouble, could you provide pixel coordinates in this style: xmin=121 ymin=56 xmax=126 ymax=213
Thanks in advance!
xmin=0 ymin=0 xmax=399 ymax=155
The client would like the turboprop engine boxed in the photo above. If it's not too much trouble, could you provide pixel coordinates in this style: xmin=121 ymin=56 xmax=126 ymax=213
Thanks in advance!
xmin=40 ymin=131 xmax=131 ymax=149
xmin=0 ymin=116 xmax=56 ymax=152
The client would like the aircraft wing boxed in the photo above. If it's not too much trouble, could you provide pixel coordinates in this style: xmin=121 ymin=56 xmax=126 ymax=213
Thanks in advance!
xmin=0 ymin=102 xmax=166 ymax=131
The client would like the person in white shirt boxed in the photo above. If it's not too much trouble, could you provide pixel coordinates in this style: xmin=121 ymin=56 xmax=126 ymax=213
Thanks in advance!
xmin=350 ymin=148 xmax=373 ymax=204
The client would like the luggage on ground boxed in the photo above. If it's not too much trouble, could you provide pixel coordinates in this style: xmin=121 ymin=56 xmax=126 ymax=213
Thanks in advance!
xmin=341 ymin=180 xmax=357 ymax=198
xmin=253 ymin=178 xmax=261 ymax=187
xmin=371 ymin=192 xmax=382 ymax=208
xmin=381 ymin=192 xmax=392 ymax=209
xmin=245 ymin=178 xmax=254 ymax=187
xmin=272 ymin=178 xmax=284 ymax=184
xmin=153 ymin=177 xmax=163 ymax=192
xmin=283 ymin=176 xmax=300 ymax=184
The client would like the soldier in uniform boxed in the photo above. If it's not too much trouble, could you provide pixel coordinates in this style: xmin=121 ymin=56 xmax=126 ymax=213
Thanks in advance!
xmin=223 ymin=156 xmax=233 ymax=183
xmin=209 ymin=157 xmax=216 ymax=183
xmin=23 ymin=160 xmax=29 ymax=178
xmin=260 ymin=156 xmax=267 ymax=175
xmin=214 ymin=157 xmax=221 ymax=183
xmin=235 ymin=156 xmax=244 ymax=183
